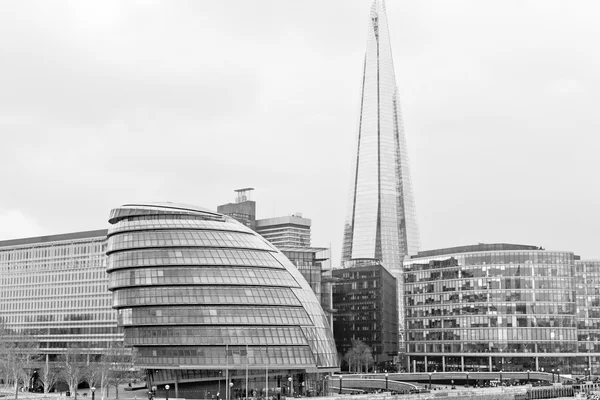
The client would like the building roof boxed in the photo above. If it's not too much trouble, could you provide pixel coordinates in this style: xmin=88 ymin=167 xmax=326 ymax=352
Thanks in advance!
xmin=0 ymin=229 xmax=108 ymax=248
xmin=412 ymin=243 xmax=543 ymax=258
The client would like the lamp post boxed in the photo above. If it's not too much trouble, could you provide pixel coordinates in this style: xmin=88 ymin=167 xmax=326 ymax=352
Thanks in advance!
xmin=218 ymin=371 xmax=222 ymax=400
xmin=165 ymin=385 xmax=170 ymax=400
xmin=557 ymin=368 xmax=560 ymax=383
xmin=91 ymin=387 xmax=96 ymax=400
xmin=466 ymin=372 xmax=469 ymax=388
xmin=385 ymin=373 xmax=389 ymax=391
xmin=500 ymin=371 xmax=503 ymax=387
xmin=338 ymin=375 xmax=342 ymax=395
xmin=288 ymin=376 xmax=293 ymax=396
xmin=428 ymin=372 xmax=432 ymax=389
xmin=585 ymin=367 xmax=590 ymax=380
xmin=527 ymin=370 xmax=530 ymax=385
xmin=552 ymin=369 xmax=555 ymax=383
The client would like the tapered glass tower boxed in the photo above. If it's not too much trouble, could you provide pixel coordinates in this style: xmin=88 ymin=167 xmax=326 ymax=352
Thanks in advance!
xmin=341 ymin=0 xmax=420 ymax=269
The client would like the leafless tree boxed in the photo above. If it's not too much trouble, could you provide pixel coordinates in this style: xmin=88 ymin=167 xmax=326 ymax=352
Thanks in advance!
xmin=60 ymin=347 xmax=89 ymax=400
xmin=0 ymin=327 xmax=39 ymax=400
xmin=38 ymin=360 xmax=60 ymax=395
xmin=344 ymin=339 xmax=374 ymax=373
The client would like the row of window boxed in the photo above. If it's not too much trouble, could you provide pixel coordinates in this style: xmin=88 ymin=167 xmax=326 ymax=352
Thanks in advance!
xmin=109 ymin=207 xmax=223 ymax=224
xmin=137 ymin=345 xmax=315 ymax=366
xmin=405 ymin=252 xmax=574 ymax=271
xmin=407 ymin=292 xmax=575 ymax=306
xmin=406 ymin=277 xmax=575 ymax=292
xmin=408 ymin=315 xmax=576 ymax=329
xmin=408 ymin=342 xmax=578 ymax=354
xmin=112 ymin=287 xmax=301 ymax=308
xmin=408 ymin=327 xmax=577 ymax=342
xmin=0 ymin=239 xmax=106 ymax=262
xmin=405 ymin=265 xmax=572 ymax=283
xmin=108 ymin=219 xmax=251 ymax=236
xmin=108 ymin=267 xmax=298 ymax=290
xmin=107 ymin=248 xmax=282 ymax=270
xmin=107 ymin=231 xmax=272 ymax=253
xmin=125 ymin=326 xmax=308 ymax=346
xmin=406 ymin=303 xmax=576 ymax=317
xmin=119 ymin=306 xmax=312 ymax=326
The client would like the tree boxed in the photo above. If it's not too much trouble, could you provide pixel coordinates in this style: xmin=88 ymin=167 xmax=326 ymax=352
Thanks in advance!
xmin=344 ymin=340 xmax=374 ymax=373
xmin=60 ymin=348 xmax=90 ymax=400
xmin=89 ymin=342 xmax=137 ymax=400
xmin=0 ymin=328 xmax=39 ymax=400
xmin=106 ymin=344 xmax=137 ymax=400
xmin=38 ymin=359 xmax=60 ymax=394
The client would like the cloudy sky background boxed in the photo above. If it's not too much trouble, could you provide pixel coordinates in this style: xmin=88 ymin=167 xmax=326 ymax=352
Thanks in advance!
xmin=1 ymin=0 xmax=598 ymax=264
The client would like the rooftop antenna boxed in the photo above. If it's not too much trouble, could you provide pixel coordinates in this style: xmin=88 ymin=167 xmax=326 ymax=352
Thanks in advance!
xmin=234 ymin=188 xmax=254 ymax=203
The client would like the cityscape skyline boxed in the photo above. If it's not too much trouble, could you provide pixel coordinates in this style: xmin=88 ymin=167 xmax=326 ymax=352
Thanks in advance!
xmin=1 ymin=1 xmax=599 ymax=267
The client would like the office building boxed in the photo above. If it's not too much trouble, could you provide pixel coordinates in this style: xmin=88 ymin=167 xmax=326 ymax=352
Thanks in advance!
xmin=255 ymin=215 xmax=311 ymax=248
xmin=106 ymin=202 xmax=338 ymax=398
xmin=341 ymin=0 xmax=420 ymax=271
xmin=216 ymin=188 xmax=256 ymax=230
xmin=332 ymin=262 xmax=398 ymax=367
xmin=0 ymin=230 xmax=121 ymax=358
xmin=403 ymin=243 xmax=600 ymax=375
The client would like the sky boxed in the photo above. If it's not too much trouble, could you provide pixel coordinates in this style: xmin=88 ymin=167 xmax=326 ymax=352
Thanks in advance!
xmin=0 ymin=0 xmax=599 ymax=265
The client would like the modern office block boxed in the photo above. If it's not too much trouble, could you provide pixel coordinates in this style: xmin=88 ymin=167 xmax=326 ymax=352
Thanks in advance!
xmin=106 ymin=202 xmax=338 ymax=396
xmin=255 ymin=215 xmax=311 ymax=248
xmin=332 ymin=262 xmax=398 ymax=366
xmin=341 ymin=0 xmax=420 ymax=270
xmin=216 ymin=188 xmax=256 ymax=230
xmin=575 ymin=259 xmax=600 ymax=372
xmin=0 ymin=230 xmax=121 ymax=358
xmin=403 ymin=243 xmax=597 ymax=374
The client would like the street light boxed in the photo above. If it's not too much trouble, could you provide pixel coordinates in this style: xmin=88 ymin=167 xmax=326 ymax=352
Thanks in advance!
xmin=557 ymin=368 xmax=560 ymax=383
xmin=466 ymin=372 xmax=469 ymax=387
xmin=339 ymin=375 xmax=343 ymax=395
xmin=428 ymin=372 xmax=432 ymax=389
xmin=218 ymin=371 xmax=222 ymax=400
xmin=527 ymin=370 xmax=530 ymax=385
xmin=552 ymin=369 xmax=555 ymax=383
xmin=385 ymin=373 xmax=389 ymax=391
xmin=500 ymin=370 xmax=503 ymax=387
xmin=165 ymin=385 xmax=170 ymax=400
xmin=229 ymin=382 xmax=233 ymax=400
xmin=91 ymin=387 xmax=96 ymax=400
xmin=288 ymin=376 xmax=293 ymax=396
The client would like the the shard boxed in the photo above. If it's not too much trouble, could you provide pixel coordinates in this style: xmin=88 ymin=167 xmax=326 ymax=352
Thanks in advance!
xmin=341 ymin=0 xmax=420 ymax=270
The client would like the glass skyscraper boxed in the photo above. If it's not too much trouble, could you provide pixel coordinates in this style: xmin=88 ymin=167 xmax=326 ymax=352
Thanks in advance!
xmin=341 ymin=0 xmax=420 ymax=270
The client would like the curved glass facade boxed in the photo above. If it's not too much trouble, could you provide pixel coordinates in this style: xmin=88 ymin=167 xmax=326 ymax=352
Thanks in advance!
xmin=106 ymin=203 xmax=338 ymax=396
xmin=404 ymin=244 xmax=585 ymax=374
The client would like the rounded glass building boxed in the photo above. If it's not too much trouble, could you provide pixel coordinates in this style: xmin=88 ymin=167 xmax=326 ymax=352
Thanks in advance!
xmin=404 ymin=244 xmax=579 ymax=374
xmin=106 ymin=203 xmax=338 ymax=398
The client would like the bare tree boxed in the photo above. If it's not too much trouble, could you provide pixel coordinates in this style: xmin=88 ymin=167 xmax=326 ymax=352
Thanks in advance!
xmin=344 ymin=340 xmax=374 ymax=373
xmin=60 ymin=348 xmax=89 ymax=400
xmin=106 ymin=344 xmax=137 ymax=400
xmin=0 ymin=329 xmax=38 ymax=400
xmin=38 ymin=358 xmax=60 ymax=395
xmin=89 ymin=342 xmax=137 ymax=400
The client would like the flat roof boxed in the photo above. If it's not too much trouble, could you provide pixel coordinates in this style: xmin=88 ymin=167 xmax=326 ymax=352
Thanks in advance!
xmin=413 ymin=243 xmax=543 ymax=258
xmin=0 ymin=229 xmax=108 ymax=248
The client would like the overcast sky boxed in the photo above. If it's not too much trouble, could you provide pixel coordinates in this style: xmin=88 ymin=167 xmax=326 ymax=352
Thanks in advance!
xmin=1 ymin=0 xmax=599 ymax=264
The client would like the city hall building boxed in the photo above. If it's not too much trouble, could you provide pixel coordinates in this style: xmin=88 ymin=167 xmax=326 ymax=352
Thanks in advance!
xmin=403 ymin=243 xmax=600 ymax=375
xmin=106 ymin=202 xmax=339 ymax=398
